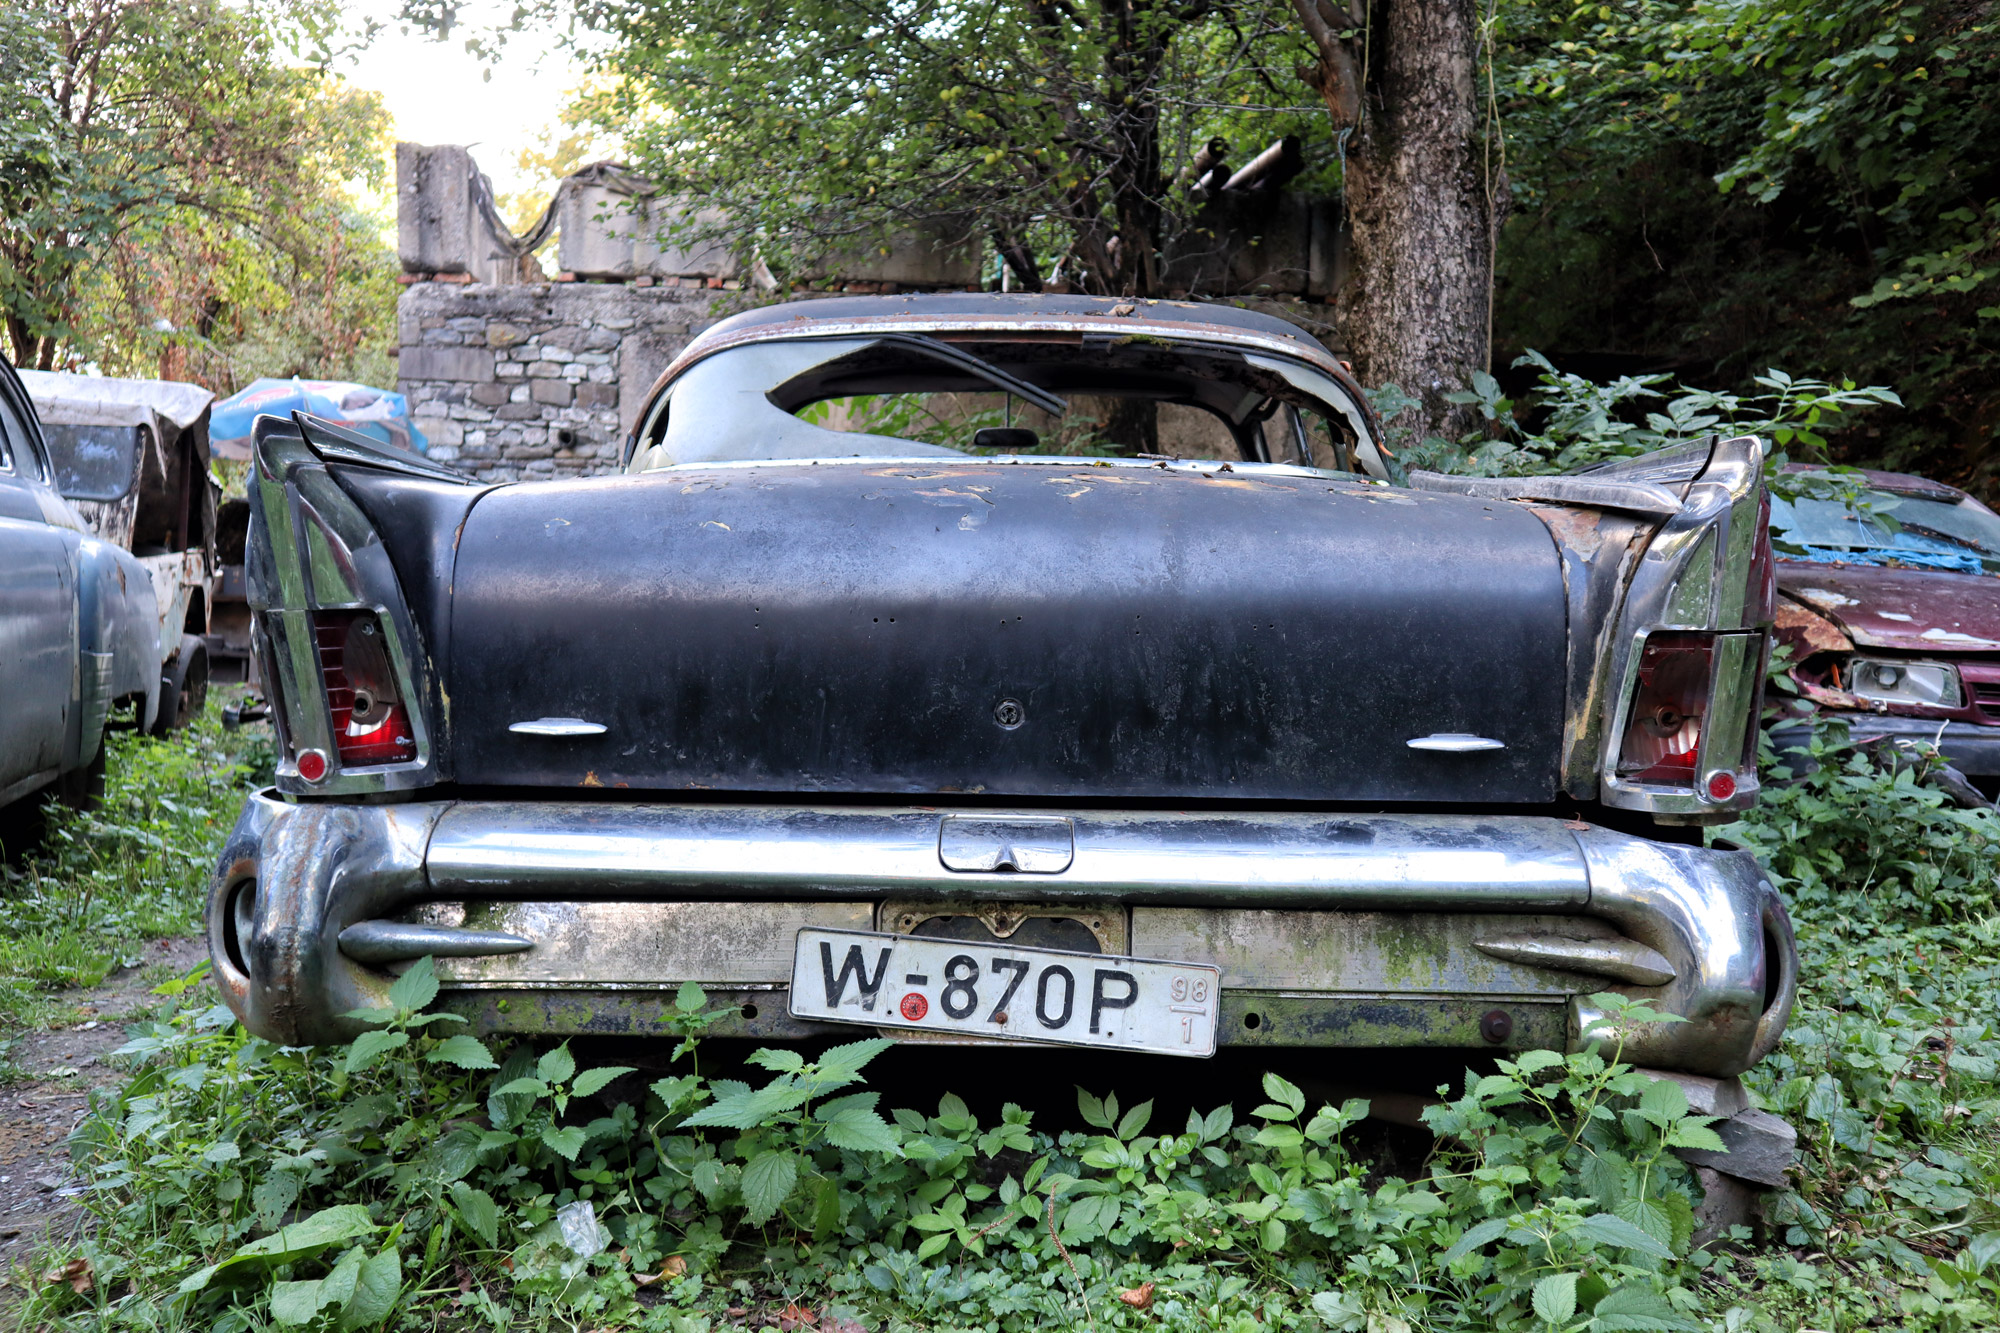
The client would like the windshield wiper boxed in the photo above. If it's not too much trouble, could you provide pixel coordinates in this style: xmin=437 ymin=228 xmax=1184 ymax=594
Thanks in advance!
xmin=874 ymin=333 xmax=1068 ymax=418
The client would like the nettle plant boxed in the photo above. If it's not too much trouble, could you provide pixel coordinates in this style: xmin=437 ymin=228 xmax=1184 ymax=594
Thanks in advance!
xmin=43 ymin=965 xmax=1729 ymax=1332
xmin=1369 ymin=353 xmax=1900 ymax=488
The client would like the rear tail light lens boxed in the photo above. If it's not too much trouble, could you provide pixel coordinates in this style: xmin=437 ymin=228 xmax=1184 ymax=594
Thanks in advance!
xmin=1617 ymin=632 xmax=1715 ymax=783
xmin=312 ymin=611 xmax=417 ymax=768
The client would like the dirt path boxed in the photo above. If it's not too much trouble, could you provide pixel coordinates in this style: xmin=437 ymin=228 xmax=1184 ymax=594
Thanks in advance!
xmin=0 ymin=936 xmax=210 ymax=1285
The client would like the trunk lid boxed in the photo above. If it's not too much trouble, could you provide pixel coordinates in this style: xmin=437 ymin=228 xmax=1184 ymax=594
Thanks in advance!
xmin=445 ymin=462 xmax=1568 ymax=802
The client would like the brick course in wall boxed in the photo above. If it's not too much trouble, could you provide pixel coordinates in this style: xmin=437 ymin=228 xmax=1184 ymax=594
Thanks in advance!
xmin=396 ymin=281 xmax=729 ymax=483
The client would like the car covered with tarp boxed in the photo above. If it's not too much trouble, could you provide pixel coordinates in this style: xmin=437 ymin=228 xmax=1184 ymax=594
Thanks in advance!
xmin=210 ymin=378 xmax=429 ymax=460
xmin=20 ymin=369 xmax=220 ymax=732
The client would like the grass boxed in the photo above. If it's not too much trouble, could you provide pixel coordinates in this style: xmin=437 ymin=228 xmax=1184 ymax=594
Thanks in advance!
xmin=0 ymin=694 xmax=272 ymax=1030
xmin=0 ymin=712 xmax=1995 ymax=1331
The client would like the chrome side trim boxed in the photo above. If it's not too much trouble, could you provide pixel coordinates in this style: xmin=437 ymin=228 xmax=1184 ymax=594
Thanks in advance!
xmin=1409 ymin=472 xmax=1685 ymax=519
xmin=1571 ymin=827 xmax=1793 ymax=1075
xmin=248 ymin=417 xmax=447 ymax=796
xmin=938 ymin=815 xmax=1075 ymax=873
xmin=1598 ymin=435 xmax=1772 ymax=817
xmin=509 ymin=718 xmax=608 ymax=737
xmin=1407 ymin=733 xmax=1505 ymax=752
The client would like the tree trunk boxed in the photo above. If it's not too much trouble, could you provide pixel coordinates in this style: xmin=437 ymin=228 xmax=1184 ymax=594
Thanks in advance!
xmin=1295 ymin=0 xmax=1491 ymax=441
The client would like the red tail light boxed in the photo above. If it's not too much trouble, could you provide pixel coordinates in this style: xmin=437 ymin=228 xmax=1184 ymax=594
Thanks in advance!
xmin=311 ymin=611 xmax=417 ymax=768
xmin=1617 ymin=632 xmax=1715 ymax=784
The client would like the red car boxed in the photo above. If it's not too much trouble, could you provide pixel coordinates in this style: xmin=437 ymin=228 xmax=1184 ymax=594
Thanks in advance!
xmin=1770 ymin=467 xmax=2000 ymax=798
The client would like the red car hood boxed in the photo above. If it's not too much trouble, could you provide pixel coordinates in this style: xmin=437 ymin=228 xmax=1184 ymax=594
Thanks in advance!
xmin=1778 ymin=560 xmax=2000 ymax=652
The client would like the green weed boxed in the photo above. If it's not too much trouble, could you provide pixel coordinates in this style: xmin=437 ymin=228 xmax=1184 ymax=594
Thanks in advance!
xmin=23 ymin=969 xmax=1734 ymax=1332
xmin=0 ymin=697 xmax=271 ymax=1028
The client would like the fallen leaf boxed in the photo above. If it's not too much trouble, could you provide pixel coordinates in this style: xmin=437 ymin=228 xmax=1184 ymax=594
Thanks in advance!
xmin=777 ymin=1303 xmax=819 ymax=1331
xmin=44 ymin=1258 xmax=92 ymax=1295
xmin=1118 ymin=1282 xmax=1154 ymax=1311
xmin=820 ymin=1318 xmax=867 ymax=1333
xmin=634 ymin=1255 xmax=690 ymax=1289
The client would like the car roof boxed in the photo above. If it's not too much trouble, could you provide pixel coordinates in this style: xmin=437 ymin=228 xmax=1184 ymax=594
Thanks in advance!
xmin=659 ymin=292 xmax=1355 ymax=410
xmin=701 ymin=291 xmax=1320 ymax=343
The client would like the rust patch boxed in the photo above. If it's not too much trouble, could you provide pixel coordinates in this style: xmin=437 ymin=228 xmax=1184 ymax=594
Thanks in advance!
xmin=1775 ymin=599 xmax=1854 ymax=655
xmin=1797 ymin=679 xmax=1866 ymax=710
xmin=1526 ymin=504 xmax=1610 ymax=560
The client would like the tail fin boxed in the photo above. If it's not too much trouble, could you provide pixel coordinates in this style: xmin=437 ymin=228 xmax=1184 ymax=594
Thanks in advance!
xmin=246 ymin=412 xmax=480 ymax=796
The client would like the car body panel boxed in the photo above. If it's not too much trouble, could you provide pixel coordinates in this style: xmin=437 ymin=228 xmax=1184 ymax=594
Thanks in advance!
xmin=0 ymin=356 xmax=161 ymax=807
xmin=1781 ymin=563 xmax=2000 ymax=652
xmin=446 ymin=460 xmax=1569 ymax=802
xmin=0 ymin=462 xmax=74 ymax=793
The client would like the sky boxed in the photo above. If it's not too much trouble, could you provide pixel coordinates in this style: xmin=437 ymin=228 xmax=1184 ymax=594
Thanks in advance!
xmin=328 ymin=2 xmax=594 ymax=204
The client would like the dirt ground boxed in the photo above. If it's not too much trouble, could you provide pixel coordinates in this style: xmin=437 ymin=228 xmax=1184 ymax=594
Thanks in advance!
xmin=0 ymin=936 xmax=209 ymax=1288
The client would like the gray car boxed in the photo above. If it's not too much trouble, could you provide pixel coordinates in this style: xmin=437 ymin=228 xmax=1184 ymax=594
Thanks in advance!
xmin=0 ymin=354 xmax=159 ymax=826
xmin=21 ymin=369 xmax=221 ymax=734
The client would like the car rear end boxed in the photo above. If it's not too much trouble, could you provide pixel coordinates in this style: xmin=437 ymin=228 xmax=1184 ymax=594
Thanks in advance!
xmin=209 ymin=343 xmax=1794 ymax=1080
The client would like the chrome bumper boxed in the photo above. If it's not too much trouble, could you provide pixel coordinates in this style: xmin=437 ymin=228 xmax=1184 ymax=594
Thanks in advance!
xmin=208 ymin=792 xmax=1796 ymax=1077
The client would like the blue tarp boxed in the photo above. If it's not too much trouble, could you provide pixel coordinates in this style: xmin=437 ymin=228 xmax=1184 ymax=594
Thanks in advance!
xmin=1789 ymin=545 xmax=1988 ymax=576
xmin=209 ymin=378 xmax=428 ymax=457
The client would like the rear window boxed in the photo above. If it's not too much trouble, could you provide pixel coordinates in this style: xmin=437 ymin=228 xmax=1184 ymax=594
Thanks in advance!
xmin=629 ymin=335 xmax=1367 ymax=472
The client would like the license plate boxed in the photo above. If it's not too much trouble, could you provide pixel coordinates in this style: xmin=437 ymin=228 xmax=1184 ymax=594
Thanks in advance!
xmin=788 ymin=928 xmax=1220 ymax=1057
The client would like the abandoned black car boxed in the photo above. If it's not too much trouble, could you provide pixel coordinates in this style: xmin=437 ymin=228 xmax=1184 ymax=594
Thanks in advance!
xmin=211 ymin=293 xmax=1794 ymax=1084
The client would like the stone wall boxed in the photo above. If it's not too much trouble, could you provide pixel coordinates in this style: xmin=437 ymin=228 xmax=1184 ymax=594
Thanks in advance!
xmin=396 ymin=281 xmax=728 ymax=483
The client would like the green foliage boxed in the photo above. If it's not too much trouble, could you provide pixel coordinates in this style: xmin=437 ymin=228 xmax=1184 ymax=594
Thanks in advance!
xmin=439 ymin=0 xmax=1330 ymax=295
xmin=19 ymin=969 xmax=1755 ymax=1331
xmin=1730 ymin=719 xmax=1999 ymax=925
xmin=1378 ymin=351 xmax=1900 ymax=480
xmin=1714 ymin=715 xmax=2000 ymax=1326
xmin=0 ymin=699 xmax=271 ymax=1027
xmin=0 ymin=0 xmax=395 ymax=383
xmin=1494 ymin=0 xmax=1999 ymax=493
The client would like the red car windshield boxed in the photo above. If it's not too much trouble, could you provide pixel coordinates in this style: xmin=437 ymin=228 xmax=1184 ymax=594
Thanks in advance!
xmin=1773 ymin=489 xmax=2000 ymax=575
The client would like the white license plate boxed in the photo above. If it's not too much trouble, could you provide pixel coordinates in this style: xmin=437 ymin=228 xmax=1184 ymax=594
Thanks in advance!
xmin=788 ymin=928 xmax=1220 ymax=1057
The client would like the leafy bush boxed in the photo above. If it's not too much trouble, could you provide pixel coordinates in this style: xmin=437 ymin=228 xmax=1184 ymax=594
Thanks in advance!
xmin=1370 ymin=354 xmax=1899 ymax=482
xmin=1716 ymin=718 xmax=2000 ymax=1326
xmin=26 ymin=969 xmax=1734 ymax=1332
xmin=1728 ymin=720 xmax=1999 ymax=926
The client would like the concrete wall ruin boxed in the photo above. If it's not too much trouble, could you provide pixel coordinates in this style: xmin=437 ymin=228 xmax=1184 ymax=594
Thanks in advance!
xmin=394 ymin=141 xmax=1346 ymax=483
xmin=397 ymin=281 xmax=726 ymax=483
